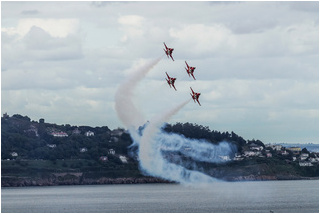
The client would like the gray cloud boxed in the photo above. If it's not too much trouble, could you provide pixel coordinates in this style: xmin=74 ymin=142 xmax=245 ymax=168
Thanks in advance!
xmin=22 ymin=26 xmax=83 ymax=61
xmin=286 ymin=1 xmax=319 ymax=13
xmin=21 ymin=9 xmax=40 ymax=15
xmin=1 ymin=1 xmax=318 ymax=144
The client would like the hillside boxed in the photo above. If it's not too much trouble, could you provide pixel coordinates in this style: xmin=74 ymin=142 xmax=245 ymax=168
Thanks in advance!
xmin=1 ymin=113 xmax=318 ymax=186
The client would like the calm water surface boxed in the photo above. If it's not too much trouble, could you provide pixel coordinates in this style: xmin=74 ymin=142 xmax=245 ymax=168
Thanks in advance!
xmin=1 ymin=180 xmax=319 ymax=213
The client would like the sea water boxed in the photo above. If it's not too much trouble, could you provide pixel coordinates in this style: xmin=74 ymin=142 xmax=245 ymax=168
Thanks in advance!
xmin=1 ymin=180 xmax=319 ymax=213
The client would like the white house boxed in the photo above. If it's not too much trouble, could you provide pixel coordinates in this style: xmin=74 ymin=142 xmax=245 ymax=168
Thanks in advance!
xmin=244 ymin=151 xmax=261 ymax=157
xmin=108 ymin=149 xmax=115 ymax=155
xmin=310 ymin=158 xmax=318 ymax=163
xmin=85 ymin=131 xmax=94 ymax=137
xmin=287 ymin=147 xmax=301 ymax=155
xmin=250 ymin=146 xmax=264 ymax=151
xmin=51 ymin=132 xmax=68 ymax=137
xmin=272 ymin=145 xmax=283 ymax=151
xmin=10 ymin=152 xmax=18 ymax=157
xmin=299 ymin=162 xmax=313 ymax=167
xmin=119 ymin=155 xmax=128 ymax=163
xmin=233 ymin=153 xmax=244 ymax=161
xmin=80 ymin=148 xmax=88 ymax=153
xmin=47 ymin=144 xmax=57 ymax=148
xmin=233 ymin=156 xmax=244 ymax=161
xmin=300 ymin=153 xmax=309 ymax=161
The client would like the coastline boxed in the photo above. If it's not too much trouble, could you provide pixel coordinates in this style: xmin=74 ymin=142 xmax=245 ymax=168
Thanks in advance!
xmin=222 ymin=175 xmax=319 ymax=181
xmin=2 ymin=175 xmax=318 ymax=187
xmin=1 ymin=176 xmax=172 ymax=187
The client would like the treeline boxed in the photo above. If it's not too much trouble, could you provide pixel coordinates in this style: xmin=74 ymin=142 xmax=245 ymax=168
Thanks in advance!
xmin=1 ymin=114 xmax=256 ymax=161
xmin=1 ymin=114 xmax=132 ymax=161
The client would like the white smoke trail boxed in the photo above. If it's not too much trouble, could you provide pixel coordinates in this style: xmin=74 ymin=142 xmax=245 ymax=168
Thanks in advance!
xmin=114 ymin=57 xmax=162 ymax=130
xmin=114 ymin=56 xmax=237 ymax=185
xmin=138 ymin=127 xmax=236 ymax=184
xmin=114 ymin=57 xmax=162 ymax=144
xmin=158 ymin=134 xmax=236 ymax=163
xmin=139 ymin=99 xmax=190 ymax=173
xmin=137 ymin=99 xmax=237 ymax=185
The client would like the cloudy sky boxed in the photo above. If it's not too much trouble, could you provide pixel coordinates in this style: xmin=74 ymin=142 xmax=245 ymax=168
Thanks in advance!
xmin=2 ymin=1 xmax=319 ymax=144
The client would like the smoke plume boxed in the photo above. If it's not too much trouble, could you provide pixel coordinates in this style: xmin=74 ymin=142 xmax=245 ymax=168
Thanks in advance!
xmin=115 ymin=57 xmax=236 ymax=185
xmin=115 ymin=57 xmax=162 ymax=130
xmin=137 ymin=100 xmax=236 ymax=184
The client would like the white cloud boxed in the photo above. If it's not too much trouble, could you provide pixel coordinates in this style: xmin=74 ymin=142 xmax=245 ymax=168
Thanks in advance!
xmin=1 ymin=1 xmax=318 ymax=143
xmin=118 ymin=15 xmax=145 ymax=42
xmin=169 ymin=24 xmax=236 ymax=57
xmin=2 ymin=19 xmax=83 ymax=66
xmin=2 ymin=18 xmax=79 ymax=38
xmin=283 ymin=21 xmax=319 ymax=55
xmin=21 ymin=26 xmax=83 ymax=61
xmin=118 ymin=15 xmax=144 ymax=27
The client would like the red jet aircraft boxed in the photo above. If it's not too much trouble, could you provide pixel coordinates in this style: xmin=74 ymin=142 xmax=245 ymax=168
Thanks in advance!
xmin=165 ymin=72 xmax=177 ymax=91
xmin=190 ymin=87 xmax=201 ymax=106
xmin=163 ymin=42 xmax=174 ymax=61
xmin=185 ymin=61 xmax=196 ymax=80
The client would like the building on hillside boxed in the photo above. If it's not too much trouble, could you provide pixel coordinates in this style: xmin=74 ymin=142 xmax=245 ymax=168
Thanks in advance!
xmin=85 ymin=131 xmax=94 ymax=137
xmin=234 ymin=156 xmax=244 ymax=161
xmin=10 ymin=152 xmax=18 ymax=157
xmin=272 ymin=144 xmax=283 ymax=151
xmin=299 ymin=161 xmax=313 ymax=167
xmin=300 ymin=153 xmax=309 ymax=161
xmin=51 ymin=132 xmax=68 ymax=137
xmin=119 ymin=155 xmax=128 ymax=163
xmin=108 ymin=149 xmax=115 ymax=155
xmin=80 ymin=148 xmax=88 ymax=153
xmin=281 ymin=150 xmax=289 ymax=156
xmin=310 ymin=157 xmax=318 ymax=163
xmin=248 ymin=143 xmax=264 ymax=151
xmin=287 ymin=147 xmax=301 ymax=155
xmin=233 ymin=153 xmax=244 ymax=161
xmin=244 ymin=151 xmax=261 ymax=157
xmin=47 ymin=144 xmax=57 ymax=148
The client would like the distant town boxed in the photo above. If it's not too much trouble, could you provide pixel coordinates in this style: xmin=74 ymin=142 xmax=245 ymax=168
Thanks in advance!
xmin=235 ymin=142 xmax=318 ymax=166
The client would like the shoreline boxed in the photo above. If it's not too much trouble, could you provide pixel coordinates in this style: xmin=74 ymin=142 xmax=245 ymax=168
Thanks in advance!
xmin=2 ymin=175 xmax=318 ymax=187
xmin=222 ymin=175 xmax=319 ymax=181
xmin=1 ymin=176 xmax=173 ymax=187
